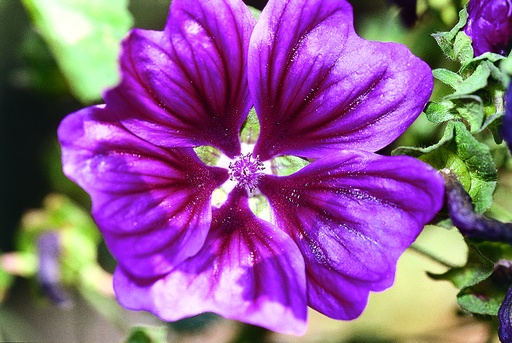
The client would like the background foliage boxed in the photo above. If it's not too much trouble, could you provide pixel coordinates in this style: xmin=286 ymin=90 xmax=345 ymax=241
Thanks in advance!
xmin=1 ymin=0 xmax=511 ymax=342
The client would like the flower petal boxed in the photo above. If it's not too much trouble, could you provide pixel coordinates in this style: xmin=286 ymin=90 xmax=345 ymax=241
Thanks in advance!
xmin=502 ymin=82 xmax=512 ymax=153
xmin=249 ymin=0 xmax=433 ymax=160
xmin=113 ymin=188 xmax=308 ymax=335
xmin=259 ymin=150 xmax=444 ymax=318
xmin=58 ymin=106 xmax=228 ymax=277
xmin=465 ymin=0 xmax=512 ymax=56
xmin=499 ymin=285 xmax=512 ymax=342
xmin=104 ymin=0 xmax=256 ymax=157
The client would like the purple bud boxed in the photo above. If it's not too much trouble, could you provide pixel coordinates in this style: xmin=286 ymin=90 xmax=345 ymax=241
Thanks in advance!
xmin=503 ymin=84 xmax=512 ymax=153
xmin=37 ymin=232 xmax=71 ymax=307
xmin=441 ymin=169 xmax=512 ymax=243
xmin=499 ymin=285 xmax=512 ymax=342
xmin=464 ymin=0 xmax=512 ymax=56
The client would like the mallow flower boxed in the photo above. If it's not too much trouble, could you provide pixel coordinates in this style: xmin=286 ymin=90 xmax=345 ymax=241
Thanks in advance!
xmin=58 ymin=0 xmax=444 ymax=335
xmin=464 ymin=0 xmax=512 ymax=56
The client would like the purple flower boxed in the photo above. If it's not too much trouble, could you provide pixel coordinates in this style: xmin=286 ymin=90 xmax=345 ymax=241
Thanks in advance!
xmin=504 ymin=84 xmax=512 ymax=152
xmin=58 ymin=0 xmax=444 ymax=334
xmin=499 ymin=285 xmax=512 ymax=342
xmin=464 ymin=0 xmax=512 ymax=56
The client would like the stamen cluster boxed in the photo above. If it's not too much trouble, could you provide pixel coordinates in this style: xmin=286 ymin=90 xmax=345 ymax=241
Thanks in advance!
xmin=228 ymin=152 xmax=265 ymax=192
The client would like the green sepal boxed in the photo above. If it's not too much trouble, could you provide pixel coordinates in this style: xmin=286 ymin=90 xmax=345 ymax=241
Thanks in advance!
xmin=474 ymin=52 xmax=507 ymax=64
xmin=459 ymin=242 xmax=512 ymax=315
xmin=240 ymin=107 xmax=260 ymax=144
xmin=445 ymin=95 xmax=485 ymax=133
xmin=270 ymin=155 xmax=310 ymax=176
xmin=500 ymin=54 xmax=512 ymax=75
xmin=486 ymin=60 xmax=509 ymax=88
xmin=457 ymin=290 xmax=503 ymax=316
xmin=432 ymin=6 xmax=468 ymax=60
xmin=193 ymin=146 xmax=222 ymax=166
xmin=425 ymin=100 xmax=456 ymax=124
xmin=432 ymin=68 xmax=463 ymax=89
xmin=453 ymin=62 xmax=490 ymax=96
xmin=248 ymin=6 xmax=261 ymax=20
xmin=393 ymin=122 xmax=497 ymax=213
xmin=432 ymin=32 xmax=456 ymax=60
xmin=453 ymin=31 xmax=474 ymax=67
xmin=429 ymin=241 xmax=512 ymax=316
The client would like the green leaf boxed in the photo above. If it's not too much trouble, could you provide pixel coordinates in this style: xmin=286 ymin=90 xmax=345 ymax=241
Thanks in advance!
xmin=428 ymin=243 xmax=494 ymax=289
xmin=433 ymin=68 xmax=463 ymax=89
xmin=431 ymin=6 xmax=468 ymax=60
xmin=500 ymin=55 xmax=512 ymax=75
xmin=425 ymin=100 xmax=455 ymax=124
xmin=453 ymin=62 xmax=490 ymax=96
xmin=429 ymin=242 xmax=512 ymax=316
xmin=473 ymin=52 xmax=506 ymax=64
xmin=480 ymin=112 xmax=505 ymax=145
xmin=457 ymin=291 xmax=503 ymax=315
xmin=456 ymin=242 xmax=512 ymax=315
xmin=432 ymin=32 xmax=455 ymax=60
xmin=21 ymin=0 xmax=132 ymax=103
xmin=443 ymin=95 xmax=485 ymax=133
xmin=248 ymin=6 xmax=261 ymax=20
xmin=393 ymin=122 xmax=497 ymax=212
xmin=448 ymin=6 xmax=469 ymax=40
xmin=487 ymin=61 xmax=509 ymax=88
xmin=453 ymin=31 xmax=474 ymax=66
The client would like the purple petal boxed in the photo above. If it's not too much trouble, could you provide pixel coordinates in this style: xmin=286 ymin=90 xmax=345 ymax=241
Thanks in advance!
xmin=104 ymin=0 xmax=256 ymax=157
xmin=465 ymin=0 xmax=512 ymax=56
xmin=442 ymin=169 xmax=512 ymax=244
xmin=113 ymin=188 xmax=308 ymax=335
xmin=58 ymin=106 xmax=228 ymax=277
xmin=503 ymin=83 xmax=512 ymax=153
xmin=37 ymin=232 xmax=71 ymax=307
xmin=249 ymin=0 xmax=433 ymax=160
xmin=499 ymin=285 xmax=512 ymax=342
xmin=259 ymin=150 xmax=444 ymax=318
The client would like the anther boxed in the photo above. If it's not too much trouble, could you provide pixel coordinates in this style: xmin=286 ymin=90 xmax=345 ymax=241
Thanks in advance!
xmin=228 ymin=153 xmax=265 ymax=192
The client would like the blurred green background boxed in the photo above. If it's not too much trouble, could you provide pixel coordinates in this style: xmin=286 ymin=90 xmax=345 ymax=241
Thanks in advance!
xmin=0 ymin=0 xmax=504 ymax=342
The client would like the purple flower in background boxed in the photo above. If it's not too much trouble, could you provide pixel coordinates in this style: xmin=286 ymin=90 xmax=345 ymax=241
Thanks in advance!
xmin=504 ymin=84 xmax=512 ymax=152
xmin=58 ymin=0 xmax=444 ymax=334
xmin=464 ymin=0 xmax=512 ymax=56
xmin=499 ymin=285 xmax=512 ymax=342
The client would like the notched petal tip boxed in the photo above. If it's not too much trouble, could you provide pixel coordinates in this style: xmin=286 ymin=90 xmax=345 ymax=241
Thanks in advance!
xmin=103 ymin=0 xmax=257 ymax=157
xmin=259 ymin=150 xmax=444 ymax=318
xmin=113 ymin=188 xmax=308 ymax=335
xmin=250 ymin=0 xmax=433 ymax=159
xmin=59 ymin=105 xmax=229 ymax=278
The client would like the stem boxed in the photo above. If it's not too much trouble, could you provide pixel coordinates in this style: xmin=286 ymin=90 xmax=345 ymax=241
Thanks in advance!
xmin=409 ymin=243 xmax=459 ymax=269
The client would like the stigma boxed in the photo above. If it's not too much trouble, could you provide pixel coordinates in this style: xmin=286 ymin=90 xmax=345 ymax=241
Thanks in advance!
xmin=228 ymin=152 xmax=265 ymax=192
